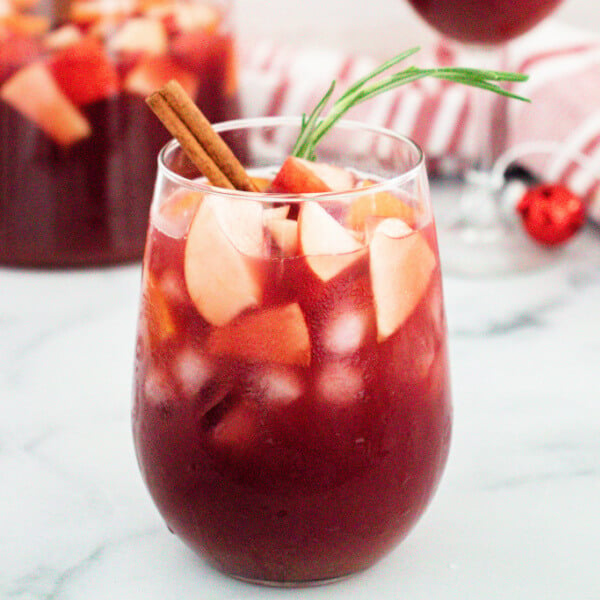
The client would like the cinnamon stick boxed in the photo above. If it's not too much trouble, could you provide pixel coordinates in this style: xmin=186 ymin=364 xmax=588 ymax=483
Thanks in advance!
xmin=146 ymin=80 xmax=257 ymax=192
xmin=146 ymin=92 xmax=235 ymax=190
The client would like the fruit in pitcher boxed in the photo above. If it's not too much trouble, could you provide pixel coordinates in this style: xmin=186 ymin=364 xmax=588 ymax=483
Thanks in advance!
xmin=49 ymin=37 xmax=119 ymax=106
xmin=0 ymin=62 xmax=91 ymax=146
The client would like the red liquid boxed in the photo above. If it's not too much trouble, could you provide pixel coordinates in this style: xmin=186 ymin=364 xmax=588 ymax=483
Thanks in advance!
xmin=133 ymin=197 xmax=452 ymax=583
xmin=406 ymin=0 xmax=564 ymax=44
xmin=0 ymin=2 xmax=240 ymax=266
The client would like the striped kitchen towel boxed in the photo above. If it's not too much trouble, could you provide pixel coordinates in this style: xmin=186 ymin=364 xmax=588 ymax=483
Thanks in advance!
xmin=239 ymin=20 xmax=600 ymax=223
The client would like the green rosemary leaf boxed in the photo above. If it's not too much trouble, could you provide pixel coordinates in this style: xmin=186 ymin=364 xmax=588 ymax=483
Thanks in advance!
xmin=291 ymin=47 xmax=530 ymax=160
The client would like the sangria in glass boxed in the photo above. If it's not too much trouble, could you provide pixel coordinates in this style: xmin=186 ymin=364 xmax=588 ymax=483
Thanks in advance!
xmin=132 ymin=117 xmax=452 ymax=585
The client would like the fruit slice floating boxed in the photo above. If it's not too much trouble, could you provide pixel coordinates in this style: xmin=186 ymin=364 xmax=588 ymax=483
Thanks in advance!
xmin=270 ymin=156 xmax=332 ymax=194
xmin=144 ymin=270 xmax=177 ymax=349
xmin=347 ymin=180 xmax=416 ymax=231
xmin=44 ymin=25 xmax=83 ymax=51
xmin=184 ymin=197 xmax=263 ymax=327
xmin=299 ymin=201 xmax=365 ymax=282
xmin=369 ymin=218 xmax=436 ymax=341
xmin=0 ymin=62 xmax=91 ymax=146
xmin=207 ymin=302 xmax=311 ymax=367
xmin=108 ymin=17 xmax=168 ymax=55
xmin=265 ymin=214 xmax=298 ymax=257
xmin=124 ymin=55 xmax=199 ymax=98
xmin=49 ymin=37 xmax=119 ymax=107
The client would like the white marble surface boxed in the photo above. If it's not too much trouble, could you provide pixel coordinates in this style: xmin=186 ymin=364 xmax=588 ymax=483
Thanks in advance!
xmin=1 ymin=182 xmax=600 ymax=598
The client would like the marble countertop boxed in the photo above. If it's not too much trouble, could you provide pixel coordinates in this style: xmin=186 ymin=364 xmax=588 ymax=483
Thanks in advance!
xmin=2 ymin=180 xmax=599 ymax=599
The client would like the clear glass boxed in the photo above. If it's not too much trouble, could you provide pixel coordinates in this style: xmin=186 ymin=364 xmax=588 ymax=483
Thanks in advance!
xmin=0 ymin=0 xmax=240 ymax=267
xmin=132 ymin=117 xmax=452 ymax=585
xmin=403 ymin=0 xmax=564 ymax=276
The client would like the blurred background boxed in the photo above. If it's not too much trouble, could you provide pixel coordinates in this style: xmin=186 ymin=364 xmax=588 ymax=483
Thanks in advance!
xmin=236 ymin=0 xmax=600 ymax=56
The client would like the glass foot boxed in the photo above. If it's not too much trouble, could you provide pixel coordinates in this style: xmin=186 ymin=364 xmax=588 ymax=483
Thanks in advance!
xmin=432 ymin=177 xmax=563 ymax=277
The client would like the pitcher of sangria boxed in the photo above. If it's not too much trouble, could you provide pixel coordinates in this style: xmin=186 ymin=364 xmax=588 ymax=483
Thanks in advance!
xmin=0 ymin=0 xmax=240 ymax=266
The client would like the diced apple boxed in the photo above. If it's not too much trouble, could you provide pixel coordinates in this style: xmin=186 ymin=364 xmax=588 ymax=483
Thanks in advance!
xmin=369 ymin=218 xmax=436 ymax=341
xmin=263 ymin=205 xmax=290 ymax=220
xmin=211 ymin=400 xmax=258 ymax=452
xmin=0 ymin=63 xmax=91 ymax=147
xmin=69 ymin=0 xmax=135 ymax=25
xmin=171 ymin=3 xmax=219 ymax=33
xmin=269 ymin=156 xmax=356 ymax=195
xmin=213 ymin=197 xmax=265 ymax=258
xmin=49 ymin=37 xmax=119 ymax=107
xmin=308 ymin=161 xmax=356 ymax=191
xmin=108 ymin=17 xmax=167 ymax=55
xmin=251 ymin=177 xmax=272 ymax=192
xmin=44 ymin=25 xmax=83 ymax=50
xmin=0 ymin=35 xmax=41 ymax=84
xmin=207 ymin=302 xmax=311 ymax=367
xmin=9 ymin=0 xmax=42 ymax=10
xmin=124 ymin=55 xmax=198 ymax=99
xmin=299 ymin=201 xmax=366 ymax=281
xmin=348 ymin=180 xmax=416 ymax=231
xmin=1 ymin=13 xmax=49 ymax=36
xmin=184 ymin=197 xmax=263 ymax=327
xmin=265 ymin=218 xmax=298 ymax=257
xmin=154 ymin=189 xmax=203 ymax=238
xmin=270 ymin=156 xmax=331 ymax=194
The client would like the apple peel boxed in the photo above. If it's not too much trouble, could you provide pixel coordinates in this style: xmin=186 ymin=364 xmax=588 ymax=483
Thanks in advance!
xmin=207 ymin=302 xmax=311 ymax=367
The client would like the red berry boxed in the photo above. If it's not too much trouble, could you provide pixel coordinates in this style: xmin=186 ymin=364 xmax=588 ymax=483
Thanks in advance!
xmin=516 ymin=183 xmax=585 ymax=246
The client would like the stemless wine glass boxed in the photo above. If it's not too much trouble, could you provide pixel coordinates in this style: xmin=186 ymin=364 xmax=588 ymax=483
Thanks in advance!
xmin=0 ymin=0 xmax=240 ymax=267
xmin=132 ymin=116 xmax=452 ymax=585
xmin=404 ymin=0 xmax=565 ymax=275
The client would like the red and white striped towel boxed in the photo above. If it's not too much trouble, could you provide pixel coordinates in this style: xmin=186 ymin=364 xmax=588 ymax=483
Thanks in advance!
xmin=239 ymin=20 xmax=600 ymax=223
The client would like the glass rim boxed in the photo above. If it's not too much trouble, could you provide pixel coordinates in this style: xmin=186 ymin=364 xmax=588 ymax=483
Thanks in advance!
xmin=156 ymin=116 xmax=425 ymax=202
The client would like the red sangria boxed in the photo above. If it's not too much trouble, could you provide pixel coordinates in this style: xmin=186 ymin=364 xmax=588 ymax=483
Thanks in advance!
xmin=0 ymin=0 xmax=239 ymax=266
xmin=405 ymin=0 xmax=564 ymax=45
xmin=132 ymin=118 xmax=452 ymax=584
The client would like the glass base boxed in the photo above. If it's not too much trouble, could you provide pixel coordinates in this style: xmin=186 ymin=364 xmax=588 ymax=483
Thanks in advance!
xmin=231 ymin=572 xmax=357 ymax=588
xmin=433 ymin=176 xmax=563 ymax=277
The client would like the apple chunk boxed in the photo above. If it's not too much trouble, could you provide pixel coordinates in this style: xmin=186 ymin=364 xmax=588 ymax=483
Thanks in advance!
xmin=269 ymin=157 xmax=356 ymax=194
xmin=369 ymin=218 xmax=436 ymax=341
xmin=265 ymin=217 xmax=298 ymax=257
xmin=0 ymin=63 xmax=91 ymax=147
xmin=299 ymin=201 xmax=365 ymax=281
xmin=348 ymin=181 xmax=416 ymax=231
xmin=207 ymin=302 xmax=311 ymax=367
xmin=184 ymin=197 xmax=264 ymax=327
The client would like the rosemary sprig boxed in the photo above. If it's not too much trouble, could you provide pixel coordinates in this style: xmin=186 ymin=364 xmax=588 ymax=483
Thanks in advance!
xmin=292 ymin=47 xmax=530 ymax=161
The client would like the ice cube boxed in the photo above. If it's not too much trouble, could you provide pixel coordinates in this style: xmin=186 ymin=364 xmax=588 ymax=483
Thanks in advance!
xmin=316 ymin=362 xmax=364 ymax=407
xmin=249 ymin=366 xmax=303 ymax=408
xmin=173 ymin=348 xmax=214 ymax=398
xmin=323 ymin=310 xmax=369 ymax=355
xmin=144 ymin=367 xmax=175 ymax=406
